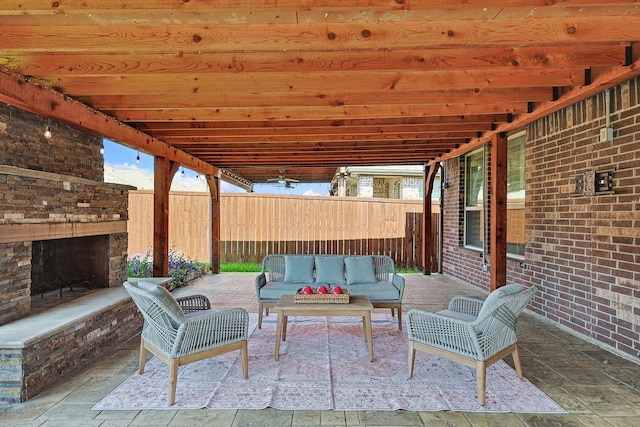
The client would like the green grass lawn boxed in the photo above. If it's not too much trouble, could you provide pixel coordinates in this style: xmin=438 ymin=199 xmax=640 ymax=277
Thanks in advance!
xmin=219 ymin=262 xmax=262 ymax=272
xmin=219 ymin=262 xmax=421 ymax=274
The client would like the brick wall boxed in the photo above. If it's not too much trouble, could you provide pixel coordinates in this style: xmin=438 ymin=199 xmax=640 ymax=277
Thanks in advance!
xmin=442 ymin=77 xmax=640 ymax=362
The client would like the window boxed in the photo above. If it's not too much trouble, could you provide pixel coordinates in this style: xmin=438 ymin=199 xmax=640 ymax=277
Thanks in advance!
xmin=507 ymin=133 xmax=525 ymax=256
xmin=464 ymin=149 xmax=484 ymax=249
xmin=464 ymin=133 xmax=526 ymax=257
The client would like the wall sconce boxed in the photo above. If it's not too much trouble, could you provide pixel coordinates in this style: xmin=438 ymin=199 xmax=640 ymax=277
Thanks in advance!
xmin=136 ymin=151 xmax=140 ymax=164
xmin=43 ymin=125 xmax=52 ymax=139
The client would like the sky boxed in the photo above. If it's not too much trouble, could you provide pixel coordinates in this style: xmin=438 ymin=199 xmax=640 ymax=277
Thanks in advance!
xmin=102 ymin=139 xmax=331 ymax=196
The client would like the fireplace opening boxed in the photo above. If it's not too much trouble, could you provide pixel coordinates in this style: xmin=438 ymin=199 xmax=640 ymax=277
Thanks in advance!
xmin=31 ymin=235 xmax=110 ymax=302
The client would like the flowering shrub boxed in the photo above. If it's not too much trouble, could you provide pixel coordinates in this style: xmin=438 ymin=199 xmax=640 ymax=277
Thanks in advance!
xmin=128 ymin=249 xmax=204 ymax=290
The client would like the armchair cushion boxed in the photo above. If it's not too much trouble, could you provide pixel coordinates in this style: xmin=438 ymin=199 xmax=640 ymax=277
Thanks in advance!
xmin=345 ymin=256 xmax=377 ymax=285
xmin=437 ymin=310 xmax=477 ymax=322
xmin=477 ymin=284 xmax=523 ymax=319
xmin=283 ymin=255 xmax=315 ymax=284
xmin=137 ymin=280 xmax=185 ymax=327
xmin=315 ymin=256 xmax=346 ymax=285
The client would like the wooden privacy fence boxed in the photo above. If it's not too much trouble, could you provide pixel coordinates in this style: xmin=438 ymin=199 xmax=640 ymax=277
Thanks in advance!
xmin=127 ymin=191 xmax=440 ymax=271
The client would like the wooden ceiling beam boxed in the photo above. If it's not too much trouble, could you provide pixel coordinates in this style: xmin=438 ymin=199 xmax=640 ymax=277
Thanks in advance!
xmin=2 ymin=0 xmax=638 ymax=15
xmin=0 ymin=65 xmax=218 ymax=176
xmin=83 ymin=87 xmax=553 ymax=110
xmin=166 ymin=132 xmax=473 ymax=143
xmin=148 ymin=123 xmax=491 ymax=137
xmin=200 ymin=155 xmax=440 ymax=167
xmin=2 ymin=16 xmax=638 ymax=53
xmin=111 ymin=103 xmax=528 ymax=122
xmin=136 ymin=115 xmax=505 ymax=130
xmin=180 ymin=142 xmax=464 ymax=153
xmin=1 ymin=45 xmax=626 ymax=76
xmin=43 ymin=68 xmax=585 ymax=96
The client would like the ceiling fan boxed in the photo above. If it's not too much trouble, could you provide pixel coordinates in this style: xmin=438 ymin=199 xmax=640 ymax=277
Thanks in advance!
xmin=267 ymin=170 xmax=299 ymax=186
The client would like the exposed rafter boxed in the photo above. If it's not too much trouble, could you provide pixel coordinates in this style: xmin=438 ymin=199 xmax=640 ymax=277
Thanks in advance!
xmin=1 ymin=1 xmax=639 ymax=184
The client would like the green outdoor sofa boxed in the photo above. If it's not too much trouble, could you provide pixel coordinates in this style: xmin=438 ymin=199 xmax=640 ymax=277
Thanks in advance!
xmin=255 ymin=254 xmax=405 ymax=330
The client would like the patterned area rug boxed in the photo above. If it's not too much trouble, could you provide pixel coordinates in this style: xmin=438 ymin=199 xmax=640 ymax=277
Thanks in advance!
xmin=93 ymin=313 xmax=565 ymax=413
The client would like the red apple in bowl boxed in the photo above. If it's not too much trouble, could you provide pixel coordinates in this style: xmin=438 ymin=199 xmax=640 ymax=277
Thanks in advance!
xmin=331 ymin=286 xmax=343 ymax=294
xmin=301 ymin=285 xmax=314 ymax=294
xmin=316 ymin=285 xmax=329 ymax=294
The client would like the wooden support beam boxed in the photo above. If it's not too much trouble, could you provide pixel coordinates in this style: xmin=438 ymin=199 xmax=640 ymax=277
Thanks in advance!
xmin=489 ymin=133 xmax=508 ymax=292
xmin=422 ymin=162 xmax=440 ymax=275
xmin=208 ymin=175 xmax=221 ymax=274
xmin=153 ymin=157 xmax=178 ymax=278
xmin=0 ymin=65 xmax=217 ymax=177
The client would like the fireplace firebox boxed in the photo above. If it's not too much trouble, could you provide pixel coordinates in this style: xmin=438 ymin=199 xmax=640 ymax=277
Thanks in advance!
xmin=31 ymin=236 xmax=109 ymax=297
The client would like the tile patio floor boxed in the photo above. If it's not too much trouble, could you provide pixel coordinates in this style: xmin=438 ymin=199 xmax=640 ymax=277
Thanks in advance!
xmin=1 ymin=272 xmax=639 ymax=426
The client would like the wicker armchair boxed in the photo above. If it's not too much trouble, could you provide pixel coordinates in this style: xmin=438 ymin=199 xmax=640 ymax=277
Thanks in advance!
xmin=123 ymin=280 xmax=249 ymax=406
xmin=406 ymin=284 xmax=536 ymax=406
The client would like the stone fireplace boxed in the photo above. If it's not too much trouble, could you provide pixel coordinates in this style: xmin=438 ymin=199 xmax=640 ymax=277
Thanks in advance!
xmin=0 ymin=104 xmax=142 ymax=402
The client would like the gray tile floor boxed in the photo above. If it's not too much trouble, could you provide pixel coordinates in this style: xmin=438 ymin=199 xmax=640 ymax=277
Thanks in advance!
xmin=2 ymin=273 xmax=640 ymax=426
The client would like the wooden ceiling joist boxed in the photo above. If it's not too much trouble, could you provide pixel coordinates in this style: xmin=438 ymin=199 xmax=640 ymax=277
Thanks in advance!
xmin=2 ymin=2 xmax=639 ymax=184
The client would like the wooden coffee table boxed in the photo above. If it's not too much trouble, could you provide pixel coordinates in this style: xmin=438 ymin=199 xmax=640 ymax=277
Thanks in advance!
xmin=274 ymin=294 xmax=374 ymax=361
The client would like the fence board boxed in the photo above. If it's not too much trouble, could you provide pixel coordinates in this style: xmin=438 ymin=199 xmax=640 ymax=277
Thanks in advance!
xmin=128 ymin=191 xmax=439 ymax=270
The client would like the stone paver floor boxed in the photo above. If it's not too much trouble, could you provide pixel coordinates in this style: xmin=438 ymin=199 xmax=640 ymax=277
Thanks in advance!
xmin=1 ymin=272 xmax=640 ymax=426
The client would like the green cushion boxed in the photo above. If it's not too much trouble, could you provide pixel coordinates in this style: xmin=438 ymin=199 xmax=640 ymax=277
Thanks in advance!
xmin=477 ymin=284 xmax=523 ymax=319
xmin=283 ymin=255 xmax=315 ymax=284
xmin=345 ymin=256 xmax=377 ymax=285
xmin=314 ymin=256 xmax=345 ymax=285
xmin=137 ymin=280 xmax=185 ymax=327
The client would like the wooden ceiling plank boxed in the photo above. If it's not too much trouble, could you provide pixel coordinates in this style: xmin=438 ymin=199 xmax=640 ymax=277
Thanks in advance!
xmin=38 ymin=68 xmax=585 ymax=96
xmin=1 ymin=45 xmax=626 ymax=77
xmin=200 ymin=155 xmax=441 ymax=167
xmin=176 ymin=140 xmax=463 ymax=149
xmin=109 ymin=102 xmax=529 ymax=122
xmin=2 ymin=16 xmax=639 ymax=53
xmin=83 ymin=87 xmax=553 ymax=110
xmin=164 ymin=132 xmax=475 ymax=143
xmin=4 ymin=5 xmax=639 ymax=25
xmin=136 ymin=115 xmax=505 ymax=130
xmin=2 ymin=1 xmax=638 ymax=14
xmin=145 ymin=125 xmax=491 ymax=138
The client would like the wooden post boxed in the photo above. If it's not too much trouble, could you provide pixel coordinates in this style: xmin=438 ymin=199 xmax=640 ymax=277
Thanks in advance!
xmin=422 ymin=162 xmax=440 ymax=275
xmin=153 ymin=157 xmax=178 ymax=277
xmin=489 ymin=133 xmax=508 ymax=291
xmin=207 ymin=174 xmax=221 ymax=274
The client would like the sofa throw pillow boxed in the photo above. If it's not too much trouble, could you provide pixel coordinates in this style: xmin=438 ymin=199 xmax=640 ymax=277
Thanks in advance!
xmin=283 ymin=255 xmax=315 ymax=284
xmin=315 ymin=256 xmax=346 ymax=285
xmin=137 ymin=280 xmax=185 ymax=327
xmin=477 ymin=283 xmax=523 ymax=319
xmin=345 ymin=256 xmax=377 ymax=285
